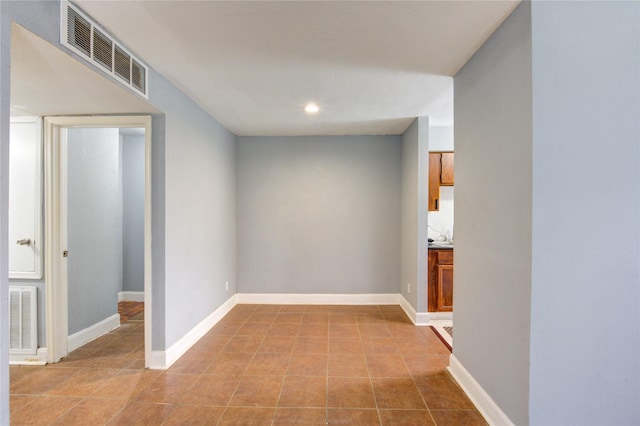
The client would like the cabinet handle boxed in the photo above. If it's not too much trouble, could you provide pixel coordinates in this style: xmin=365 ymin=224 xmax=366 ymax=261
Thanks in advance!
xmin=435 ymin=199 xmax=438 ymax=210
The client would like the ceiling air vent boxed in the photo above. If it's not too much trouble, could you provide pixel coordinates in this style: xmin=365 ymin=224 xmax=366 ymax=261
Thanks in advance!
xmin=61 ymin=1 xmax=148 ymax=98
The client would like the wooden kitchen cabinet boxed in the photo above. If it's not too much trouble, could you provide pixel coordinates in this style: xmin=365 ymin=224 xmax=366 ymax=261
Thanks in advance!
xmin=428 ymin=152 xmax=454 ymax=211
xmin=440 ymin=152 xmax=454 ymax=186
xmin=428 ymin=249 xmax=453 ymax=312
xmin=428 ymin=154 xmax=441 ymax=211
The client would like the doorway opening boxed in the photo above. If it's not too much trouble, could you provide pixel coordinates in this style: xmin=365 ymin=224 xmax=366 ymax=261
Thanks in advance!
xmin=44 ymin=116 xmax=152 ymax=368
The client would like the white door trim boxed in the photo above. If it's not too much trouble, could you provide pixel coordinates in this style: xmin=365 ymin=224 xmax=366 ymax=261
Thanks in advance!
xmin=43 ymin=116 xmax=152 ymax=367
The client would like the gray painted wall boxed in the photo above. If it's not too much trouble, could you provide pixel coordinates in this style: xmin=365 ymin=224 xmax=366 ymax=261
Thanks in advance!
xmin=237 ymin=136 xmax=401 ymax=295
xmin=67 ymin=128 xmax=122 ymax=335
xmin=121 ymin=133 xmax=145 ymax=293
xmin=156 ymin=76 xmax=237 ymax=349
xmin=455 ymin=2 xmax=640 ymax=424
xmin=528 ymin=2 xmax=639 ymax=424
xmin=400 ymin=118 xmax=429 ymax=312
xmin=0 ymin=1 xmax=238 ymax=356
xmin=454 ymin=3 xmax=533 ymax=424
xmin=0 ymin=3 xmax=10 ymax=423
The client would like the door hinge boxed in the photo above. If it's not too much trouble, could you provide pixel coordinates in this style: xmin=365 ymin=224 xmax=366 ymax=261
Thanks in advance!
xmin=63 ymin=250 xmax=68 ymax=258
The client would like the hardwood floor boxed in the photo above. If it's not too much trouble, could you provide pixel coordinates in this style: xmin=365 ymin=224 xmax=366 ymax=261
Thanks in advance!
xmin=9 ymin=304 xmax=485 ymax=425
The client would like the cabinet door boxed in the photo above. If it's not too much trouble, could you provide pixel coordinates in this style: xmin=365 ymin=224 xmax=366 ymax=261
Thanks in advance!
xmin=9 ymin=118 xmax=43 ymax=279
xmin=440 ymin=152 xmax=454 ymax=186
xmin=428 ymin=153 xmax=441 ymax=211
xmin=427 ymin=250 xmax=438 ymax=312
xmin=437 ymin=264 xmax=454 ymax=311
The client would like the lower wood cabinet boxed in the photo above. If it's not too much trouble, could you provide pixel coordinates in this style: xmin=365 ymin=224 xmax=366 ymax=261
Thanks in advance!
xmin=428 ymin=249 xmax=453 ymax=312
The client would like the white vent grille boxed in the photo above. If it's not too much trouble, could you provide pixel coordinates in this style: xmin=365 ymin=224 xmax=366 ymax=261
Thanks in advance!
xmin=9 ymin=286 xmax=38 ymax=355
xmin=61 ymin=1 xmax=149 ymax=98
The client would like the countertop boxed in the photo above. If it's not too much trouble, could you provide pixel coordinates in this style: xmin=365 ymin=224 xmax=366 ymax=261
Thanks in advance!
xmin=428 ymin=242 xmax=454 ymax=250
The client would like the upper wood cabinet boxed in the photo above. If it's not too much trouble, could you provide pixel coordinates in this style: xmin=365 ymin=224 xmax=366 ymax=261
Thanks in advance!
xmin=428 ymin=152 xmax=454 ymax=211
xmin=428 ymin=154 xmax=441 ymax=211
xmin=440 ymin=152 xmax=454 ymax=186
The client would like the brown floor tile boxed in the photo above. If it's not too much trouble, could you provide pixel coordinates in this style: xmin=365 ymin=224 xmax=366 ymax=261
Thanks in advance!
xmin=359 ymin=324 xmax=392 ymax=338
xmin=299 ymin=322 xmax=330 ymax=337
xmin=205 ymin=351 xmax=254 ymax=375
xmin=280 ymin=305 xmax=308 ymax=313
xmin=328 ymin=354 xmax=369 ymax=377
xmin=246 ymin=352 xmax=291 ymax=375
xmin=329 ymin=323 xmax=360 ymax=337
xmin=180 ymin=374 xmax=241 ymax=406
xmin=223 ymin=335 xmax=265 ymax=353
xmin=329 ymin=337 xmax=364 ymax=355
xmin=371 ymin=377 xmax=426 ymax=409
xmin=9 ymin=304 xmax=485 ymax=426
xmin=362 ymin=337 xmax=400 ymax=355
xmin=46 ymin=368 xmax=119 ymax=397
xmin=304 ymin=305 xmax=332 ymax=313
xmin=287 ymin=353 xmax=328 ymax=376
xmin=328 ymin=377 xmax=376 ymax=409
xmin=167 ymin=351 xmax=214 ymax=374
xmin=302 ymin=313 xmax=330 ymax=324
xmin=10 ymin=395 xmax=32 ymax=411
xmin=273 ymin=407 xmax=327 ymax=425
xmin=134 ymin=373 xmax=199 ymax=403
xmin=403 ymin=354 xmax=450 ymax=378
xmin=275 ymin=312 xmax=304 ymax=323
xmin=429 ymin=409 xmax=488 ymax=426
xmin=237 ymin=322 xmax=272 ymax=335
xmin=379 ymin=409 xmax=435 ymax=425
xmin=415 ymin=372 xmax=475 ymax=410
xmin=268 ymin=322 xmax=301 ymax=336
xmin=189 ymin=333 xmax=231 ymax=353
xmin=228 ymin=375 xmax=284 ymax=407
xmin=10 ymin=395 xmax=81 ymax=425
xmin=366 ymin=354 xmax=411 ymax=378
xmin=11 ymin=367 xmax=79 ymax=395
xmin=330 ymin=313 xmax=358 ymax=324
xmin=53 ymin=397 xmax=127 ymax=425
xmin=327 ymin=408 xmax=380 ymax=425
xmin=254 ymin=304 xmax=282 ymax=313
xmin=258 ymin=335 xmax=296 ymax=353
xmin=278 ymin=376 xmax=326 ymax=407
xmin=107 ymin=401 xmax=175 ymax=426
xmin=218 ymin=407 xmax=276 ymax=425
xmin=293 ymin=336 xmax=329 ymax=354
xmin=247 ymin=312 xmax=278 ymax=323
xmin=90 ymin=369 xmax=162 ymax=399
xmin=9 ymin=366 xmax=41 ymax=384
xmin=164 ymin=405 xmax=226 ymax=426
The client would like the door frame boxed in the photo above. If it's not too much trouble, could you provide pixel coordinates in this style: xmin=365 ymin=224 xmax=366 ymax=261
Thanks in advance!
xmin=44 ymin=115 xmax=152 ymax=367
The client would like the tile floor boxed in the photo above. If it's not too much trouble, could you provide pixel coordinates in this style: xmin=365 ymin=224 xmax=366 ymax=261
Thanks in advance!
xmin=10 ymin=304 xmax=486 ymax=425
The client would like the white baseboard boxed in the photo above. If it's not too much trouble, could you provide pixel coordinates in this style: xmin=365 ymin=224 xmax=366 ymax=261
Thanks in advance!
xmin=399 ymin=296 xmax=428 ymax=325
xmin=448 ymin=354 xmax=514 ymax=426
xmin=118 ymin=291 xmax=145 ymax=302
xmin=235 ymin=293 xmax=400 ymax=305
xmin=149 ymin=350 xmax=167 ymax=370
xmin=68 ymin=313 xmax=121 ymax=352
xmin=428 ymin=311 xmax=453 ymax=321
xmin=9 ymin=348 xmax=48 ymax=365
xmin=399 ymin=295 xmax=454 ymax=325
xmin=149 ymin=294 xmax=238 ymax=370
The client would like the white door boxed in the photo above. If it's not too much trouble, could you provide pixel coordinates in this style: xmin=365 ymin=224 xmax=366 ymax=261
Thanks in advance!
xmin=9 ymin=117 xmax=43 ymax=279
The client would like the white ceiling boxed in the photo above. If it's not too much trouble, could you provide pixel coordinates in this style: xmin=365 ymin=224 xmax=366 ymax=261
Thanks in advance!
xmin=10 ymin=25 xmax=157 ymax=118
xmin=13 ymin=1 xmax=520 ymax=136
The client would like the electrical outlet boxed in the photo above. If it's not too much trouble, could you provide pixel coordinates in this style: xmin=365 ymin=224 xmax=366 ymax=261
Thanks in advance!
xmin=225 ymin=281 xmax=229 ymax=291
xmin=407 ymin=283 xmax=411 ymax=294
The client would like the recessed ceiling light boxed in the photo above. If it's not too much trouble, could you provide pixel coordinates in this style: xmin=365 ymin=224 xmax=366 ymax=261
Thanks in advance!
xmin=304 ymin=103 xmax=319 ymax=114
